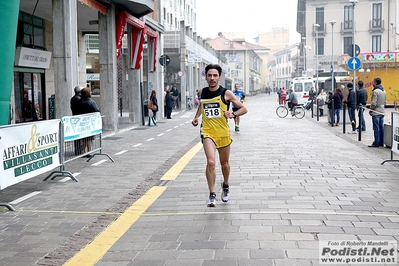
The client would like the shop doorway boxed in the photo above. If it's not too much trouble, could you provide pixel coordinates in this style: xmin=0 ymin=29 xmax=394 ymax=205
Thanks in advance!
xmin=14 ymin=71 xmax=45 ymax=123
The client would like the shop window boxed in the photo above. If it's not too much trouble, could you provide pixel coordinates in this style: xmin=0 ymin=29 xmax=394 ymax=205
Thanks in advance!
xmin=16 ymin=11 xmax=45 ymax=50
xmin=14 ymin=72 xmax=44 ymax=123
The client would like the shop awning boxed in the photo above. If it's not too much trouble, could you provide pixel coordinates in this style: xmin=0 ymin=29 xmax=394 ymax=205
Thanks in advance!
xmin=78 ymin=0 xmax=107 ymax=14
xmin=146 ymin=27 xmax=158 ymax=72
xmin=116 ymin=11 xmax=158 ymax=70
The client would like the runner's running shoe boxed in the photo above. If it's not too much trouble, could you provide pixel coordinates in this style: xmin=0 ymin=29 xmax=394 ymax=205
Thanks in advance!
xmin=207 ymin=192 xmax=217 ymax=207
xmin=221 ymin=182 xmax=229 ymax=202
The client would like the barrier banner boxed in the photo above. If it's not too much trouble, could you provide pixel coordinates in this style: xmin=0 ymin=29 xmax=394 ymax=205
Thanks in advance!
xmin=392 ymin=111 xmax=399 ymax=156
xmin=62 ymin=112 xmax=102 ymax=141
xmin=0 ymin=120 xmax=61 ymax=190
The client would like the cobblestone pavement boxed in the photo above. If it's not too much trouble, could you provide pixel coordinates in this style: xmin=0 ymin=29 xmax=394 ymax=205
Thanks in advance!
xmin=0 ymin=93 xmax=398 ymax=266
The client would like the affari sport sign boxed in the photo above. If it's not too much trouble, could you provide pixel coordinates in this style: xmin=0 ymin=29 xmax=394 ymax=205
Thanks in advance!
xmin=0 ymin=120 xmax=61 ymax=190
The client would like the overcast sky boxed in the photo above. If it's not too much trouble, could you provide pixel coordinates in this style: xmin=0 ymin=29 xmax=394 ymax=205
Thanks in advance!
xmin=195 ymin=0 xmax=300 ymax=44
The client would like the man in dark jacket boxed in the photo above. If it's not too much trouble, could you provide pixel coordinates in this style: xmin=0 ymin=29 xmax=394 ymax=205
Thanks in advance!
xmin=345 ymin=83 xmax=357 ymax=134
xmin=356 ymin=80 xmax=368 ymax=131
xmin=70 ymin=85 xmax=81 ymax=115
xmin=165 ymin=90 xmax=174 ymax=119
xmin=70 ymin=85 xmax=82 ymax=155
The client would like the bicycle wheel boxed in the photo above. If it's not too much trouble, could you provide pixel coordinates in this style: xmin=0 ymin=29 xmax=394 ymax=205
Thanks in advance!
xmin=294 ymin=106 xmax=305 ymax=119
xmin=276 ymin=106 xmax=288 ymax=118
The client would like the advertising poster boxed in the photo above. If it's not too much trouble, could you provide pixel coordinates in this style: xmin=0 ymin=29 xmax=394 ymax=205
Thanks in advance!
xmin=62 ymin=112 xmax=102 ymax=141
xmin=0 ymin=120 xmax=61 ymax=190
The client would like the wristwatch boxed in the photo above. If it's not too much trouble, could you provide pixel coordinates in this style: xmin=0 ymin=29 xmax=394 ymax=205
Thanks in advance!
xmin=232 ymin=111 xmax=237 ymax=118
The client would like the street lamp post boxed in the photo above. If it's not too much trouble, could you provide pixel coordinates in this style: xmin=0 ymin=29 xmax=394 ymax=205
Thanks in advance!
xmin=329 ymin=20 xmax=336 ymax=91
xmin=314 ymin=23 xmax=320 ymax=92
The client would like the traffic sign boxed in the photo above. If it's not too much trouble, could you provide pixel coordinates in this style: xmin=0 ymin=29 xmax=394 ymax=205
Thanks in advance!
xmin=159 ymin=54 xmax=170 ymax=66
xmin=347 ymin=57 xmax=361 ymax=71
xmin=347 ymin=44 xmax=360 ymax=57
xmin=178 ymin=71 xmax=184 ymax=77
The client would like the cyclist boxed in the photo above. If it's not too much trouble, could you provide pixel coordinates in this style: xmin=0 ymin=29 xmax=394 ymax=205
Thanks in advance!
xmin=232 ymin=83 xmax=246 ymax=132
xmin=287 ymin=89 xmax=298 ymax=116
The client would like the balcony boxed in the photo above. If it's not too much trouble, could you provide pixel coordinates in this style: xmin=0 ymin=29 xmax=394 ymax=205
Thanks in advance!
xmin=340 ymin=21 xmax=353 ymax=35
xmin=369 ymin=19 xmax=384 ymax=33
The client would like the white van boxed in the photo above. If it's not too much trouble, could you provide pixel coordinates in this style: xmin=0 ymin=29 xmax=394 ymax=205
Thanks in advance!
xmin=290 ymin=77 xmax=315 ymax=104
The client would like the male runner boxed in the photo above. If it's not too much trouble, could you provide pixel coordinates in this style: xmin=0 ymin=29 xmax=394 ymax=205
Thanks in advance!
xmin=192 ymin=64 xmax=247 ymax=207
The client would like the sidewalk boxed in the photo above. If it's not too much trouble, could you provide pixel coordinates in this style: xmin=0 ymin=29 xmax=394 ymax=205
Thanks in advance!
xmin=307 ymin=103 xmax=398 ymax=164
xmin=0 ymin=93 xmax=398 ymax=265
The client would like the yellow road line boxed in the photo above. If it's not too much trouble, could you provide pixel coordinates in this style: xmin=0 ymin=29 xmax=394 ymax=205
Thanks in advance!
xmin=64 ymin=186 xmax=166 ymax=266
xmin=63 ymin=141 xmax=202 ymax=266
xmin=161 ymin=142 xmax=202 ymax=180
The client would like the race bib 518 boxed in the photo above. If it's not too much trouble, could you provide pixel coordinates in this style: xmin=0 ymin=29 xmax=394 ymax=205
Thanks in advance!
xmin=203 ymin=102 xmax=221 ymax=119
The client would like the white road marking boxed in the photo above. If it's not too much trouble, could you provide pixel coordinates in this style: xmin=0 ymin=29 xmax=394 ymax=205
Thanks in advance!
xmin=10 ymin=191 xmax=42 ymax=204
xmin=166 ymin=129 xmax=172 ymax=132
xmin=92 ymin=159 xmax=107 ymax=166
xmin=157 ymin=133 xmax=164 ymax=136
xmin=146 ymin=138 xmax=155 ymax=142
xmin=114 ymin=150 xmax=128 ymax=155
xmin=57 ymin=172 xmax=81 ymax=183
xmin=133 ymin=143 xmax=142 ymax=147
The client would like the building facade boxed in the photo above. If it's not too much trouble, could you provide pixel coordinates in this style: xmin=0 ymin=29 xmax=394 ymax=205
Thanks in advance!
xmin=206 ymin=36 xmax=265 ymax=94
xmin=297 ymin=0 xmax=399 ymax=84
xmin=3 ymin=0 xmax=219 ymax=129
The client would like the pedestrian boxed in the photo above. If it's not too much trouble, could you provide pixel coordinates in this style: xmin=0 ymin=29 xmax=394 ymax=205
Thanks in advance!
xmin=326 ymin=91 xmax=334 ymax=125
xmin=332 ymin=87 xmax=343 ymax=126
xmin=78 ymin=87 xmax=100 ymax=156
xmin=277 ymin=88 xmax=281 ymax=104
xmin=280 ymin=87 xmax=287 ymax=105
xmin=171 ymin=86 xmax=179 ymax=109
xmin=164 ymin=85 xmax=169 ymax=118
xmin=150 ymin=90 xmax=158 ymax=121
xmin=309 ymin=87 xmax=316 ymax=102
xmin=165 ymin=89 xmax=174 ymax=119
xmin=356 ymin=80 xmax=368 ymax=132
xmin=345 ymin=83 xmax=357 ymax=134
xmin=232 ymin=83 xmax=246 ymax=132
xmin=70 ymin=85 xmax=81 ymax=115
xmin=191 ymin=64 xmax=247 ymax=207
xmin=368 ymin=77 xmax=386 ymax=147
xmin=70 ymin=85 xmax=82 ymax=155
xmin=316 ymin=89 xmax=326 ymax=116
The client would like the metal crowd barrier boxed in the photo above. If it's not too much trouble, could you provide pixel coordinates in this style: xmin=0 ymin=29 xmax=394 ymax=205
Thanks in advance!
xmin=44 ymin=113 xmax=114 ymax=181
xmin=0 ymin=112 xmax=114 ymax=211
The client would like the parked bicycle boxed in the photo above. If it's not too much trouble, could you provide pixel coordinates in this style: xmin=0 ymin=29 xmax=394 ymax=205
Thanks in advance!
xmin=276 ymin=104 xmax=305 ymax=119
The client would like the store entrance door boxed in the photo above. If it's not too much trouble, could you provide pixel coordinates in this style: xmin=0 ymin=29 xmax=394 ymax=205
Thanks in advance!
xmin=14 ymin=71 xmax=45 ymax=123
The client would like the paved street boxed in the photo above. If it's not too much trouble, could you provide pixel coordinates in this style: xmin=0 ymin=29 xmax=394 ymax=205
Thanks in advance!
xmin=1 ymin=93 xmax=398 ymax=266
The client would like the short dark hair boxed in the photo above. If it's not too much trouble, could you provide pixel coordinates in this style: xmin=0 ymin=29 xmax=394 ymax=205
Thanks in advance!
xmin=357 ymin=80 xmax=364 ymax=87
xmin=373 ymin=77 xmax=381 ymax=85
xmin=205 ymin=64 xmax=222 ymax=76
